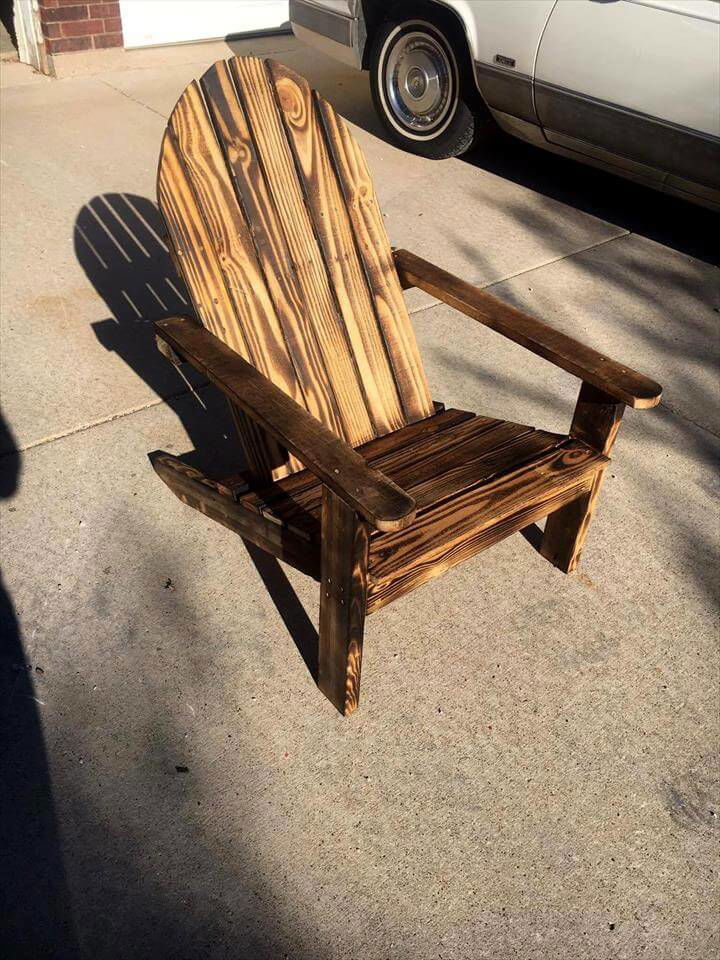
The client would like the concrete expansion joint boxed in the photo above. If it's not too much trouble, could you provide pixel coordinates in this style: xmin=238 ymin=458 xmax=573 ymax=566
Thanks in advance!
xmin=97 ymin=77 xmax=166 ymax=119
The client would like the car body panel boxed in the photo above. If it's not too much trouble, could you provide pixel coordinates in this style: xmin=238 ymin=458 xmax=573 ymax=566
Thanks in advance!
xmin=289 ymin=0 xmax=720 ymax=208
xmin=289 ymin=0 xmax=361 ymax=67
xmin=536 ymin=0 xmax=720 ymax=137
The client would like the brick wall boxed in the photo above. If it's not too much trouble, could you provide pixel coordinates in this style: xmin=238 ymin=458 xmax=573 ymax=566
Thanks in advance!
xmin=39 ymin=1 xmax=123 ymax=55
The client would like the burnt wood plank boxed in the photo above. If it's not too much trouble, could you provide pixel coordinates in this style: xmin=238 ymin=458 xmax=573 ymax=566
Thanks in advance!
xmin=404 ymin=427 xmax=564 ymax=511
xmin=169 ymin=84 xmax=309 ymax=479
xmin=157 ymin=129 xmax=291 ymax=481
xmin=158 ymin=129 xmax=246 ymax=351
xmin=368 ymin=441 xmax=607 ymax=609
xmin=541 ymin=383 xmax=625 ymax=573
xmin=366 ymin=478 xmax=594 ymax=614
xmin=155 ymin=316 xmax=416 ymax=532
xmin=150 ymin=452 xmax=320 ymax=579
xmin=228 ymin=56 xmax=375 ymax=446
xmin=270 ymin=61 xmax=406 ymax=436
xmin=318 ymin=488 xmax=370 ymax=715
xmin=199 ymin=59 xmax=348 ymax=447
xmin=236 ymin=407 xmax=475 ymax=518
xmin=169 ymin=81 xmax=301 ymax=403
xmin=318 ymin=98 xmax=434 ymax=424
xmin=259 ymin=414 xmax=511 ymax=533
xmin=394 ymin=249 xmax=663 ymax=409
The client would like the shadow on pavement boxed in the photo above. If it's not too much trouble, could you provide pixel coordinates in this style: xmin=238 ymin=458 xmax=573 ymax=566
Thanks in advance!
xmin=80 ymin=193 xmax=240 ymax=479
xmin=462 ymin=133 xmax=719 ymax=268
xmin=77 ymin=193 xmax=320 ymax=696
xmin=1 ymin=414 xmax=79 ymax=959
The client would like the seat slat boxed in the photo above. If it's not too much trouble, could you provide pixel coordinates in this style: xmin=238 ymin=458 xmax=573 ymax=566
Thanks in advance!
xmin=318 ymin=97 xmax=434 ymax=424
xmin=238 ymin=406 xmax=474 ymax=510
xmin=237 ymin=408 xmax=479 ymax=530
xmin=407 ymin=427 xmax=564 ymax=510
xmin=235 ymin=414 xmax=569 ymax=547
xmin=263 ymin=414 xmax=509 ymax=530
xmin=270 ymin=61 xmax=407 ymax=437
xmin=227 ymin=56 xmax=375 ymax=446
xmin=367 ymin=441 xmax=608 ymax=609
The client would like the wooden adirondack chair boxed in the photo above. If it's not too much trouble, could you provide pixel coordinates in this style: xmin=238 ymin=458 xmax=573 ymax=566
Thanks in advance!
xmin=151 ymin=57 xmax=662 ymax=715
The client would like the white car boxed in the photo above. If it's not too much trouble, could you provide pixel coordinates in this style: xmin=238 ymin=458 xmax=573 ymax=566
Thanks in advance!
xmin=290 ymin=0 xmax=720 ymax=209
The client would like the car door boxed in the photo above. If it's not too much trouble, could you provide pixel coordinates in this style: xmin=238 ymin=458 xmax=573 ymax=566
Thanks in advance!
xmin=534 ymin=0 xmax=720 ymax=196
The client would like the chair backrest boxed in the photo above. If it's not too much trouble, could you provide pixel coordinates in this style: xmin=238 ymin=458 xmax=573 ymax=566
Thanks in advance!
xmin=157 ymin=56 xmax=434 ymax=479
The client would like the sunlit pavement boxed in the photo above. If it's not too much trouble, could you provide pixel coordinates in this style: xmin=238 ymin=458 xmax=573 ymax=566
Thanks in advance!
xmin=1 ymin=36 xmax=718 ymax=960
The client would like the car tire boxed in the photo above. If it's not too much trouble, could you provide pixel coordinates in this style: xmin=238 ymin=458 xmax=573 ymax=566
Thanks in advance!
xmin=369 ymin=12 xmax=487 ymax=160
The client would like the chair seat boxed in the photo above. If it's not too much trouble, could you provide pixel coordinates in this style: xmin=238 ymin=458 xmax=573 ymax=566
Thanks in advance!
xmin=232 ymin=408 xmax=608 ymax=611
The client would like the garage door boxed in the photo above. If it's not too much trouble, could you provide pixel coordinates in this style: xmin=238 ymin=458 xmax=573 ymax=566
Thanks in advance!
xmin=119 ymin=1 xmax=289 ymax=49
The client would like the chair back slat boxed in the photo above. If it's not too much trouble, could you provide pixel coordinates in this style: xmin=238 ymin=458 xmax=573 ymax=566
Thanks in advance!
xmin=158 ymin=56 xmax=434 ymax=478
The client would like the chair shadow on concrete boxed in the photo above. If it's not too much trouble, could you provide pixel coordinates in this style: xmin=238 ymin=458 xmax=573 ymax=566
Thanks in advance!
xmin=77 ymin=193 xmax=319 ymax=684
xmin=1 ymin=414 xmax=79 ymax=959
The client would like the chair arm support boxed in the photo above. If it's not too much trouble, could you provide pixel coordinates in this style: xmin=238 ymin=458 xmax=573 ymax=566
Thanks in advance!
xmin=393 ymin=249 xmax=662 ymax=410
xmin=154 ymin=317 xmax=416 ymax=533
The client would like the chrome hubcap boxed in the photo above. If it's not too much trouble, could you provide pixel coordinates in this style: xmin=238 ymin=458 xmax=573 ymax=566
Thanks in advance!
xmin=385 ymin=30 xmax=453 ymax=133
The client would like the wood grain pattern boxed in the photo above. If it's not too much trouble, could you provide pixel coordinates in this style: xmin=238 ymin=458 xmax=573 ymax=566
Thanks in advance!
xmin=270 ymin=61 xmax=406 ymax=436
xmin=318 ymin=488 xmax=370 ymax=715
xmin=155 ymin=316 xmax=416 ymax=532
xmin=235 ymin=406 xmax=474 ymax=533
xmin=367 ymin=441 xmax=607 ymax=612
xmin=169 ymin=78 xmax=308 ymax=478
xmin=318 ymin=98 xmax=434 ymax=423
xmin=158 ymin=128 xmax=291 ymax=481
xmin=200 ymin=59 xmax=347 ymax=462
xmin=366 ymin=479 xmax=594 ymax=613
xmin=541 ymin=383 xmax=625 ymax=573
xmin=249 ymin=407 xmax=475 ymax=508
xmin=169 ymin=80 xmax=300 ymax=403
xmin=228 ymin=56 xmax=374 ymax=445
xmin=253 ymin=413 xmax=507 ymax=534
xmin=150 ymin=452 xmax=320 ymax=579
xmin=394 ymin=248 xmax=663 ymax=409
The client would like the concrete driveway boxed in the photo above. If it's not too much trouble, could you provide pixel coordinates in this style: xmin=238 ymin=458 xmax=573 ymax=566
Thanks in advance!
xmin=1 ymin=34 xmax=718 ymax=960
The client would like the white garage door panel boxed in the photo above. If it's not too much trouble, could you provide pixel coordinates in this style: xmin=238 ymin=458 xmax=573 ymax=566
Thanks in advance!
xmin=120 ymin=1 xmax=289 ymax=49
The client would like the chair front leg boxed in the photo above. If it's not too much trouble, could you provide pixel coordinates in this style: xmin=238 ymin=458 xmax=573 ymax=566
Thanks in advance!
xmin=541 ymin=382 xmax=625 ymax=573
xmin=318 ymin=487 xmax=371 ymax=716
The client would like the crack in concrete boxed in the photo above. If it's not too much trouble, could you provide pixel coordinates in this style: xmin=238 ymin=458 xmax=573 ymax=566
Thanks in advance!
xmin=2 ymin=384 xmax=211 ymax=458
xmin=406 ymin=230 xmax=631 ymax=319
xmin=3 ymin=231 xmax=716 ymax=461
xmin=97 ymin=77 xmax=166 ymax=119
xmin=3 ymin=375 xmax=716 ymax=462
xmin=657 ymin=400 xmax=720 ymax=440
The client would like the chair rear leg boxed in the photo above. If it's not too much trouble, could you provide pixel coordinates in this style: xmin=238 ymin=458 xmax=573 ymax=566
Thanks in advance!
xmin=318 ymin=487 xmax=370 ymax=716
xmin=541 ymin=382 xmax=625 ymax=573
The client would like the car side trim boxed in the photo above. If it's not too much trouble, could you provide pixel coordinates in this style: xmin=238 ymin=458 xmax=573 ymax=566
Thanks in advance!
xmin=289 ymin=0 xmax=353 ymax=47
xmin=535 ymin=79 xmax=720 ymax=190
xmin=474 ymin=61 xmax=535 ymax=124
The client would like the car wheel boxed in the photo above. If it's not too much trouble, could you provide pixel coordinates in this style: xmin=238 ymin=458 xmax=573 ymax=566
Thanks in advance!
xmin=369 ymin=14 xmax=484 ymax=160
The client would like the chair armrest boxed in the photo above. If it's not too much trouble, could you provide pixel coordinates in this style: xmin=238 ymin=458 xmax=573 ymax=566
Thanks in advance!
xmin=154 ymin=316 xmax=416 ymax=533
xmin=394 ymin=249 xmax=662 ymax=409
